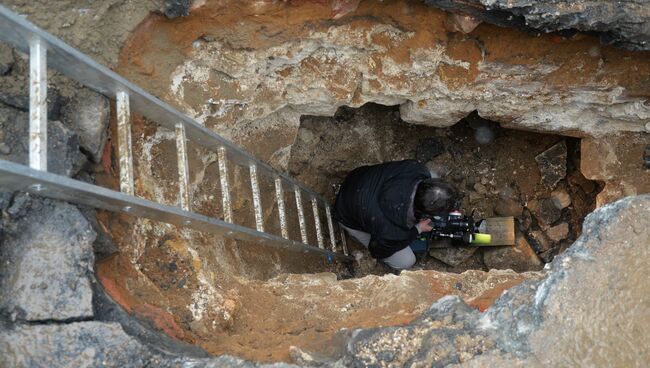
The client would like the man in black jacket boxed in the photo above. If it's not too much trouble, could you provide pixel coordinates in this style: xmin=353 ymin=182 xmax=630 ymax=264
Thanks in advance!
xmin=334 ymin=160 xmax=460 ymax=269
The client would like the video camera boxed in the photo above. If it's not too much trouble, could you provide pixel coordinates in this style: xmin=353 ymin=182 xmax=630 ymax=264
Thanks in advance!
xmin=427 ymin=211 xmax=491 ymax=245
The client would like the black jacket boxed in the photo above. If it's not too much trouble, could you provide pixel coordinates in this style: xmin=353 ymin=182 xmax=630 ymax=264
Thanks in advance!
xmin=334 ymin=160 xmax=431 ymax=259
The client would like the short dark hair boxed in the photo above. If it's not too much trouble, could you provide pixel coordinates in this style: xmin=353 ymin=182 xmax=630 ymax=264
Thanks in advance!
xmin=414 ymin=178 xmax=461 ymax=219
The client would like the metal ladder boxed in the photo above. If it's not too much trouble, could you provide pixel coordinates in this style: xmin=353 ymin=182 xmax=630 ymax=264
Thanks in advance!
xmin=0 ymin=5 xmax=350 ymax=262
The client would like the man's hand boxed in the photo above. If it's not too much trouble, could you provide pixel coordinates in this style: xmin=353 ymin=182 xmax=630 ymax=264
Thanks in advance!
xmin=415 ymin=218 xmax=433 ymax=233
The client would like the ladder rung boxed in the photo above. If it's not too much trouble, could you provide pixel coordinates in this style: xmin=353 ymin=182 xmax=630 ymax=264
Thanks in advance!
xmin=311 ymin=198 xmax=324 ymax=249
xmin=325 ymin=205 xmax=337 ymax=252
xmin=217 ymin=147 xmax=233 ymax=223
xmin=275 ymin=178 xmax=289 ymax=239
xmin=116 ymin=91 xmax=134 ymax=195
xmin=294 ymin=187 xmax=308 ymax=244
xmin=249 ymin=163 xmax=264 ymax=232
xmin=29 ymin=38 xmax=47 ymax=172
xmin=340 ymin=226 xmax=349 ymax=256
xmin=175 ymin=123 xmax=190 ymax=211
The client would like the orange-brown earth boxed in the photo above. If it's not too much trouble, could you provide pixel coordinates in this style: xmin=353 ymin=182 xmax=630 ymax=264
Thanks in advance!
xmin=117 ymin=0 xmax=650 ymax=109
xmin=97 ymin=246 xmax=535 ymax=362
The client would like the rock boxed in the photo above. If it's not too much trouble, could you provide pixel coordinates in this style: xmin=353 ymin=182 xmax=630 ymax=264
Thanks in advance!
xmin=77 ymin=205 xmax=119 ymax=260
xmin=164 ymin=0 xmax=192 ymax=18
xmin=429 ymin=246 xmax=478 ymax=267
xmin=0 ymin=106 xmax=86 ymax=177
xmin=568 ymin=171 xmax=596 ymax=194
xmin=519 ymin=208 xmax=533 ymax=231
xmin=446 ymin=13 xmax=482 ymax=34
xmin=416 ymin=137 xmax=444 ymax=163
xmin=0 ymin=83 xmax=63 ymax=121
xmin=483 ymin=230 xmax=543 ymax=272
xmin=550 ymin=189 xmax=571 ymax=209
xmin=341 ymin=296 xmax=493 ymax=367
xmin=535 ymin=141 xmax=567 ymax=189
xmin=644 ymin=144 xmax=650 ymax=170
xmin=0 ymin=322 xmax=154 ymax=367
xmin=469 ymin=191 xmax=482 ymax=203
xmin=0 ymin=43 xmax=14 ymax=75
xmin=61 ymin=87 xmax=110 ymax=162
xmin=339 ymin=195 xmax=650 ymax=366
xmin=581 ymin=134 xmax=650 ymax=207
xmin=0 ymin=189 xmax=12 ymax=212
xmin=493 ymin=197 xmax=523 ymax=217
xmin=331 ymin=0 xmax=362 ymax=20
xmin=546 ymin=222 xmax=569 ymax=242
xmin=528 ymin=198 xmax=562 ymax=227
xmin=0 ymin=199 xmax=96 ymax=321
xmin=528 ymin=230 xmax=552 ymax=253
xmin=473 ymin=182 xmax=487 ymax=194
xmin=425 ymin=0 xmax=650 ymax=51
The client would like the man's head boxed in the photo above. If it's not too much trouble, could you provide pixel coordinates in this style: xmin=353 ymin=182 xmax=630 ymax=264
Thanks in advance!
xmin=414 ymin=178 xmax=462 ymax=219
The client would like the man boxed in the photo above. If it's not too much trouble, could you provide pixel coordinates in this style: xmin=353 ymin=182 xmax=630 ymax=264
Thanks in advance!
xmin=334 ymin=160 xmax=461 ymax=269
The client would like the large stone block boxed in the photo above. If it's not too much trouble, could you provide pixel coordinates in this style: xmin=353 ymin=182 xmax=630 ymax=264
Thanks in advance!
xmin=0 ymin=322 xmax=152 ymax=367
xmin=338 ymin=195 xmax=650 ymax=366
xmin=0 ymin=199 xmax=96 ymax=321
xmin=581 ymin=133 xmax=650 ymax=207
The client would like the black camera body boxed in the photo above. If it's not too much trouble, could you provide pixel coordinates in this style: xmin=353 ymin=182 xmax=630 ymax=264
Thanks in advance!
xmin=428 ymin=211 xmax=479 ymax=244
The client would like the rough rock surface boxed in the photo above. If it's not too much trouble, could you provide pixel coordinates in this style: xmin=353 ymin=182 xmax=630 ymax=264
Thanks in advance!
xmin=61 ymin=87 xmax=110 ymax=162
xmin=334 ymin=194 xmax=650 ymax=366
xmin=425 ymin=0 xmax=650 ymax=51
xmin=581 ymin=132 xmax=650 ymax=206
xmin=0 ymin=106 xmax=85 ymax=176
xmin=118 ymin=0 xmax=650 ymax=145
xmin=0 ymin=198 xmax=96 ymax=321
xmin=0 ymin=321 xmax=283 ymax=368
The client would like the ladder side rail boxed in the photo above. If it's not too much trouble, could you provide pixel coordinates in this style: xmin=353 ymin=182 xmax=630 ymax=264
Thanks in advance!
xmin=0 ymin=159 xmax=352 ymax=261
xmin=0 ymin=5 xmax=329 ymax=206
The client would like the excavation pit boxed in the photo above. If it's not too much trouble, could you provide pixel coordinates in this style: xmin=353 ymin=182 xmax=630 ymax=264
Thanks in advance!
xmin=1 ymin=0 xmax=649 ymax=366
xmin=94 ymin=102 xmax=602 ymax=362
xmin=291 ymin=104 xmax=603 ymax=276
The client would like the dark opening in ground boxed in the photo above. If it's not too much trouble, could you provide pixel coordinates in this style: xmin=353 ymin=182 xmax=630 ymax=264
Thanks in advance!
xmin=289 ymin=103 xmax=602 ymax=277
